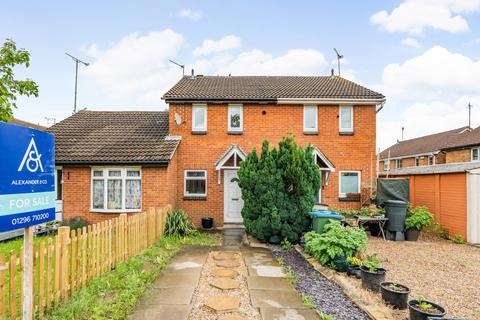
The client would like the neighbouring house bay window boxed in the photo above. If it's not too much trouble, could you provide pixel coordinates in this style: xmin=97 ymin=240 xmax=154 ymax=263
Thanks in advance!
xmin=91 ymin=168 xmax=141 ymax=212
xmin=339 ymin=171 xmax=360 ymax=197
xmin=192 ymin=104 xmax=207 ymax=132
xmin=228 ymin=104 xmax=243 ymax=132
xmin=184 ymin=170 xmax=207 ymax=197
xmin=339 ymin=106 xmax=353 ymax=133
xmin=472 ymin=148 xmax=479 ymax=161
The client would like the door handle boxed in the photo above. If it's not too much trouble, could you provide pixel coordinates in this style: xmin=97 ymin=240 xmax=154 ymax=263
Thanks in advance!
xmin=232 ymin=198 xmax=239 ymax=201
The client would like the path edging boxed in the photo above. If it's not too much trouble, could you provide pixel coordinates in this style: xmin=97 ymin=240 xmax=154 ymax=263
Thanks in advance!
xmin=294 ymin=246 xmax=389 ymax=320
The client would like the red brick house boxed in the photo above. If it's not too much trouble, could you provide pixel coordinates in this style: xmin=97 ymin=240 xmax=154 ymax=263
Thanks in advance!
xmin=48 ymin=76 xmax=385 ymax=227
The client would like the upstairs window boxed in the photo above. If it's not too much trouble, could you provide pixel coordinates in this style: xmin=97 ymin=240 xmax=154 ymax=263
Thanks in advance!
xmin=415 ymin=157 xmax=420 ymax=166
xmin=303 ymin=105 xmax=318 ymax=133
xmin=396 ymin=159 xmax=402 ymax=169
xmin=383 ymin=161 xmax=389 ymax=171
xmin=192 ymin=104 xmax=207 ymax=132
xmin=91 ymin=168 xmax=141 ymax=212
xmin=184 ymin=170 xmax=207 ymax=197
xmin=339 ymin=106 xmax=353 ymax=133
xmin=428 ymin=155 xmax=434 ymax=165
xmin=228 ymin=104 xmax=243 ymax=132
xmin=472 ymin=148 xmax=479 ymax=162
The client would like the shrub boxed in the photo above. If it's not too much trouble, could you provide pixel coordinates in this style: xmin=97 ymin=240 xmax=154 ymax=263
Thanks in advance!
xmin=62 ymin=216 xmax=89 ymax=230
xmin=405 ymin=206 xmax=433 ymax=231
xmin=347 ymin=256 xmax=363 ymax=267
xmin=362 ymin=254 xmax=382 ymax=272
xmin=238 ymin=136 xmax=320 ymax=244
xmin=303 ymin=221 xmax=367 ymax=266
xmin=281 ymin=238 xmax=293 ymax=251
xmin=449 ymin=234 xmax=465 ymax=244
xmin=164 ymin=210 xmax=197 ymax=236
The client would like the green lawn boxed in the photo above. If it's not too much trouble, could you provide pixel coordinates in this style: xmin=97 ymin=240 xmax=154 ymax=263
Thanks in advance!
xmin=41 ymin=232 xmax=220 ymax=320
xmin=0 ymin=233 xmax=55 ymax=258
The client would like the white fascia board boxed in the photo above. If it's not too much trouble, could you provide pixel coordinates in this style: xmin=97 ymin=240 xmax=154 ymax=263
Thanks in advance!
xmin=379 ymin=151 xmax=439 ymax=161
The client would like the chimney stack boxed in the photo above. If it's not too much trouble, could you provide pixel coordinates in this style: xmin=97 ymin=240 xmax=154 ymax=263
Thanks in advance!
xmin=191 ymin=69 xmax=195 ymax=79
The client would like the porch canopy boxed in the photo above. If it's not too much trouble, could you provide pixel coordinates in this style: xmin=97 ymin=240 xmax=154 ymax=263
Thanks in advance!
xmin=215 ymin=144 xmax=247 ymax=183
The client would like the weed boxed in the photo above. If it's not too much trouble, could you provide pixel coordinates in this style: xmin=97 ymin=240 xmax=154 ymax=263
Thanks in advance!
xmin=317 ymin=311 xmax=335 ymax=320
xmin=276 ymin=257 xmax=285 ymax=267
xmin=281 ymin=238 xmax=294 ymax=251
xmin=449 ymin=234 xmax=465 ymax=244
xmin=285 ymin=267 xmax=298 ymax=286
xmin=301 ymin=293 xmax=315 ymax=309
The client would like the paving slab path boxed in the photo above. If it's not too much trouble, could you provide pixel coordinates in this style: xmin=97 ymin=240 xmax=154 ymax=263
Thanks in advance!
xmin=129 ymin=230 xmax=317 ymax=320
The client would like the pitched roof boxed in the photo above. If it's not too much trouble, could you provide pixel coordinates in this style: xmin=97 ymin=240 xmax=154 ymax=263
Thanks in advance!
xmin=9 ymin=118 xmax=47 ymax=131
xmin=379 ymin=127 xmax=470 ymax=159
xmin=442 ymin=126 xmax=480 ymax=150
xmin=163 ymin=76 xmax=384 ymax=102
xmin=380 ymin=162 xmax=480 ymax=176
xmin=47 ymin=110 xmax=179 ymax=164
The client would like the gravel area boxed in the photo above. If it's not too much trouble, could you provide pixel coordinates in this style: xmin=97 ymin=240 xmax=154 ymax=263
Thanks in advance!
xmin=270 ymin=246 xmax=370 ymax=320
xmin=188 ymin=250 xmax=261 ymax=320
xmin=354 ymin=236 xmax=480 ymax=319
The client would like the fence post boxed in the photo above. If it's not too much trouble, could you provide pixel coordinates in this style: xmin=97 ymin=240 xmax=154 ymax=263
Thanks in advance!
xmin=119 ymin=214 xmax=127 ymax=261
xmin=0 ymin=253 xmax=4 ymax=317
xmin=58 ymin=226 xmax=70 ymax=301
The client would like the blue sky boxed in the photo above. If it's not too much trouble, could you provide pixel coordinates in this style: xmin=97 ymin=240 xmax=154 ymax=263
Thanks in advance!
xmin=2 ymin=0 xmax=480 ymax=149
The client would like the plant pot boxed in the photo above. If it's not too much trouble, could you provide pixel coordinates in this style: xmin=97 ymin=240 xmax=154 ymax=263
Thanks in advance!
xmin=406 ymin=228 xmax=420 ymax=241
xmin=346 ymin=265 xmax=362 ymax=279
xmin=360 ymin=267 xmax=386 ymax=293
xmin=380 ymin=282 xmax=410 ymax=310
xmin=408 ymin=299 xmax=446 ymax=320
xmin=201 ymin=217 xmax=213 ymax=229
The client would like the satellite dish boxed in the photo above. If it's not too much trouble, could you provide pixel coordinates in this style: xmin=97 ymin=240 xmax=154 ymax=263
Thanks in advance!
xmin=174 ymin=113 xmax=182 ymax=125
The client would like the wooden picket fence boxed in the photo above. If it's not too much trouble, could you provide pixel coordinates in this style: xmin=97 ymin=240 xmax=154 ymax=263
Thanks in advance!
xmin=0 ymin=206 xmax=171 ymax=319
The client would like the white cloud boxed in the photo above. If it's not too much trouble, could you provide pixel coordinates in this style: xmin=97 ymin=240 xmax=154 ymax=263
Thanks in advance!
xmin=82 ymin=30 xmax=184 ymax=104
xmin=381 ymin=45 xmax=480 ymax=100
xmin=194 ymin=49 xmax=326 ymax=76
xmin=193 ymin=35 xmax=241 ymax=56
xmin=370 ymin=0 xmax=480 ymax=34
xmin=401 ymin=37 xmax=421 ymax=48
xmin=178 ymin=9 xmax=203 ymax=21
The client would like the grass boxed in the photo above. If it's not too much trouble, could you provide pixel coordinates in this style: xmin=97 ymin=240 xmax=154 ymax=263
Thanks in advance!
xmin=41 ymin=232 xmax=219 ymax=320
xmin=0 ymin=234 xmax=54 ymax=257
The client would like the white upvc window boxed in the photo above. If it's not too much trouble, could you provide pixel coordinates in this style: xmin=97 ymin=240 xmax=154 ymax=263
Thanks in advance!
xmin=383 ymin=161 xmax=389 ymax=171
xmin=428 ymin=155 xmax=434 ymax=165
xmin=396 ymin=159 xmax=402 ymax=169
xmin=184 ymin=170 xmax=207 ymax=197
xmin=339 ymin=106 xmax=354 ymax=133
xmin=91 ymin=168 xmax=141 ymax=212
xmin=472 ymin=148 xmax=479 ymax=162
xmin=303 ymin=105 xmax=318 ymax=133
xmin=192 ymin=104 xmax=207 ymax=132
xmin=228 ymin=104 xmax=243 ymax=132
xmin=339 ymin=171 xmax=361 ymax=197
xmin=415 ymin=157 xmax=420 ymax=166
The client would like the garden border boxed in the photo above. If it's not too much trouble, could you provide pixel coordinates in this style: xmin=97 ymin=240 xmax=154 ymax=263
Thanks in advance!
xmin=294 ymin=245 xmax=388 ymax=320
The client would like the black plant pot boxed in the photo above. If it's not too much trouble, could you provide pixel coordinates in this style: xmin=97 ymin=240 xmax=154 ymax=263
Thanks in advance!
xmin=406 ymin=228 xmax=420 ymax=241
xmin=201 ymin=217 xmax=213 ymax=229
xmin=408 ymin=299 xmax=446 ymax=320
xmin=346 ymin=265 xmax=362 ymax=279
xmin=380 ymin=282 xmax=410 ymax=310
xmin=360 ymin=267 xmax=386 ymax=293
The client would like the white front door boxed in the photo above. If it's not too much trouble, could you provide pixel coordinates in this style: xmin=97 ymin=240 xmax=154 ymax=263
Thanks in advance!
xmin=224 ymin=170 xmax=244 ymax=223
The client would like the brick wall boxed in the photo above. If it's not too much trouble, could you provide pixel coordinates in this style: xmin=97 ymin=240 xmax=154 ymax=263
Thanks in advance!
xmin=62 ymin=165 xmax=173 ymax=224
xmin=380 ymin=153 xmax=445 ymax=172
xmin=169 ymin=103 xmax=377 ymax=227
xmin=445 ymin=148 xmax=472 ymax=163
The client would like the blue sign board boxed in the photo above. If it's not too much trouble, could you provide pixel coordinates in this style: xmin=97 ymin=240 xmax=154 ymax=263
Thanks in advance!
xmin=0 ymin=122 xmax=55 ymax=232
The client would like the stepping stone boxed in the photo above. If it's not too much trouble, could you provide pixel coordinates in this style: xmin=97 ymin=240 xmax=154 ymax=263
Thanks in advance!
xmin=205 ymin=295 xmax=241 ymax=312
xmin=214 ymin=268 xmax=239 ymax=278
xmin=216 ymin=260 xmax=240 ymax=268
xmin=218 ymin=315 xmax=247 ymax=320
xmin=214 ymin=252 xmax=239 ymax=261
xmin=210 ymin=278 xmax=241 ymax=290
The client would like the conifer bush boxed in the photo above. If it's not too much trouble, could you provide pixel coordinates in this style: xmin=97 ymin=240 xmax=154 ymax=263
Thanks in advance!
xmin=238 ymin=136 xmax=320 ymax=244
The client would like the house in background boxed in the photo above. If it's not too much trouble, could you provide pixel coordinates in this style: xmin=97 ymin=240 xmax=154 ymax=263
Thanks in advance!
xmin=379 ymin=126 xmax=480 ymax=172
xmin=47 ymin=75 xmax=385 ymax=227
xmin=9 ymin=118 xmax=47 ymax=131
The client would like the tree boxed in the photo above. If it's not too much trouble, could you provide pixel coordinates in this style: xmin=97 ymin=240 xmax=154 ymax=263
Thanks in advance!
xmin=238 ymin=135 xmax=321 ymax=244
xmin=0 ymin=39 xmax=38 ymax=122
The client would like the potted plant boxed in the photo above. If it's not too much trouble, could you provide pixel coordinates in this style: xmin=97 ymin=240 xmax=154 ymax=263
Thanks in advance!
xmin=360 ymin=254 xmax=386 ymax=292
xmin=408 ymin=296 xmax=446 ymax=320
xmin=346 ymin=256 xmax=362 ymax=279
xmin=201 ymin=216 xmax=213 ymax=229
xmin=380 ymin=281 xmax=410 ymax=310
xmin=405 ymin=206 xmax=433 ymax=241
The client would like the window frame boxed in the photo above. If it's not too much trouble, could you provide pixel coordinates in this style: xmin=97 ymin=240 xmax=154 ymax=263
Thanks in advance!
xmin=192 ymin=104 xmax=207 ymax=132
xmin=90 ymin=167 xmax=142 ymax=213
xmin=472 ymin=147 xmax=480 ymax=162
xmin=303 ymin=105 xmax=318 ymax=133
xmin=395 ymin=159 xmax=402 ymax=169
xmin=415 ymin=157 xmax=420 ymax=166
xmin=184 ymin=170 xmax=207 ymax=198
xmin=383 ymin=161 xmax=389 ymax=171
xmin=338 ymin=170 xmax=361 ymax=198
xmin=228 ymin=104 xmax=243 ymax=132
xmin=339 ymin=106 xmax=354 ymax=133
xmin=428 ymin=155 xmax=434 ymax=166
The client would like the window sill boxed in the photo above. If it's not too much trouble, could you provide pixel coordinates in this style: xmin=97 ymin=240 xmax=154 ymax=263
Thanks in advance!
xmin=184 ymin=196 xmax=207 ymax=201
xmin=338 ymin=197 xmax=360 ymax=202
xmin=339 ymin=131 xmax=354 ymax=136
xmin=191 ymin=131 xmax=207 ymax=135
xmin=90 ymin=209 xmax=142 ymax=214
xmin=304 ymin=131 xmax=318 ymax=135
xmin=227 ymin=131 xmax=243 ymax=135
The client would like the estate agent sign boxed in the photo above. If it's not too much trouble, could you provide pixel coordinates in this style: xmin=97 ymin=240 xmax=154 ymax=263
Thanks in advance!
xmin=0 ymin=122 xmax=55 ymax=232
